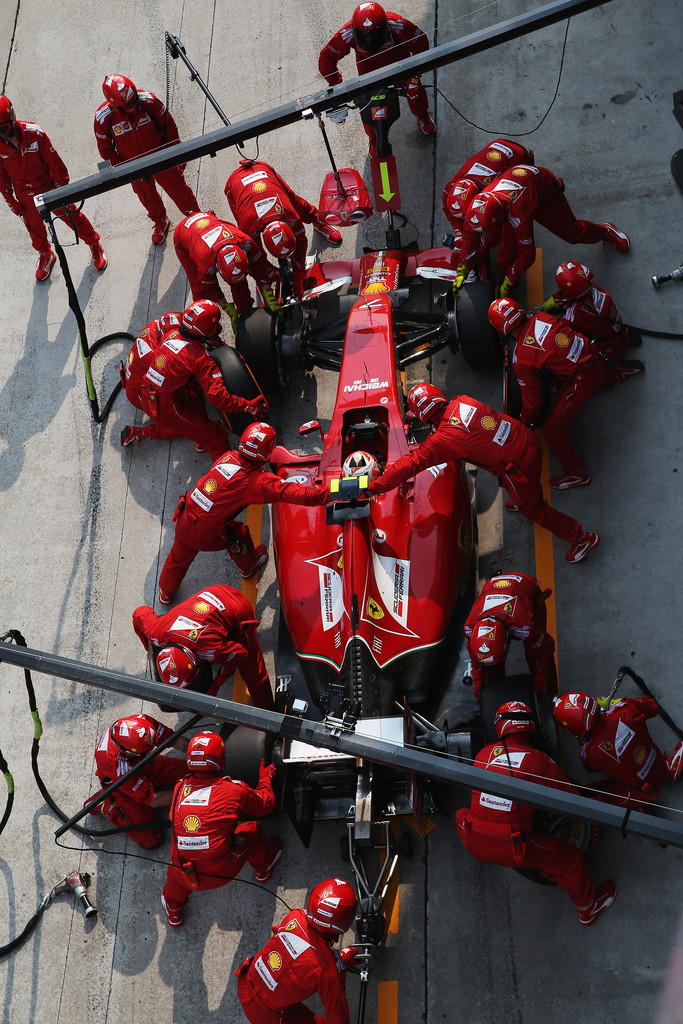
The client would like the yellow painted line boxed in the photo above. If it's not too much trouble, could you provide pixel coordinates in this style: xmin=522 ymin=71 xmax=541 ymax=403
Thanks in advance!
xmin=404 ymin=813 xmax=435 ymax=838
xmin=233 ymin=503 xmax=264 ymax=705
xmin=382 ymin=820 xmax=401 ymax=934
xmin=378 ymin=981 xmax=398 ymax=1024
xmin=526 ymin=251 xmax=558 ymax=676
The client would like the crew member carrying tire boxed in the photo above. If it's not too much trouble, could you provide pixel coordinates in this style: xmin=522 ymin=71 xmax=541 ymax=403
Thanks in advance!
xmin=553 ymin=692 xmax=683 ymax=808
xmin=120 ymin=300 xmax=266 ymax=459
xmin=158 ymin=422 xmax=328 ymax=602
xmin=464 ymin=572 xmax=557 ymax=700
xmin=161 ymin=732 xmax=282 ymax=927
xmin=86 ymin=713 xmax=188 ymax=849
xmin=456 ymin=702 xmax=617 ymax=926
xmin=133 ymin=583 xmax=273 ymax=710
xmin=225 ymin=159 xmax=342 ymax=300
xmin=367 ymin=384 xmax=600 ymax=564
xmin=236 ymin=878 xmax=359 ymax=1024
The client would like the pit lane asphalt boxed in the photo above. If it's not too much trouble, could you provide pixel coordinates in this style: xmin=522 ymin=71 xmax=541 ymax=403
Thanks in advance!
xmin=0 ymin=2 xmax=681 ymax=1023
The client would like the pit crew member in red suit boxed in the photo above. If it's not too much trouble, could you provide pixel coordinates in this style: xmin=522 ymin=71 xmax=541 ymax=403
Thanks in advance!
xmin=318 ymin=3 xmax=435 ymax=147
xmin=464 ymin=572 xmax=556 ymax=700
xmin=541 ymin=261 xmax=642 ymax=363
xmin=488 ymin=298 xmax=644 ymax=490
xmin=158 ymin=421 xmax=328 ymax=601
xmin=367 ymin=383 xmax=600 ymax=564
xmin=133 ymin=583 xmax=273 ymax=710
xmin=441 ymin=139 xmax=533 ymax=282
xmin=462 ymin=164 xmax=630 ymax=297
xmin=225 ymin=159 xmax=342 ymax=299
xmin=161 ymin=732 xmax=282 ymax=927
xmin=456 ymin=702 xmax=617 ymax=926
xmin=94 ymin=74 xmax=199 ymax=244
xmin=120 ymin=300 xmax=266 ymax=459
xmin=174 ymin=211 xmax=281 ymax=325
xmin=0 ymin=95 xmax=106 ymax=281
xmin=87 ymin=713 xmax=188 ymax=849
xmin=554 ymin=693 xmax=683 ymax=808
xmin=236 ymin=877 xmax=358 ymax=1024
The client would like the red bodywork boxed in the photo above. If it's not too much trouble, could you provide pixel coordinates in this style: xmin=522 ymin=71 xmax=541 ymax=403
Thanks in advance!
xmin=271 ymin=253 xmax=474 ymax=715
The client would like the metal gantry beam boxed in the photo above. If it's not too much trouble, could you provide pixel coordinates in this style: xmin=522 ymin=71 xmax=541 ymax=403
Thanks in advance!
xmin=1 ymin=640 xmax=681 ymax=848
xmin=36 ymin=0 xmax=613 ymax=214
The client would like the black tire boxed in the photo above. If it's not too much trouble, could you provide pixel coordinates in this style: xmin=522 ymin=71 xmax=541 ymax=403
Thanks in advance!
xmin=456 ymin=277 xmax=502 ymax=371
xmin=210 ymin=345 xmax=264 ymax=437
xmin=221 ymin=725 xmax=271 ymax=789
xmin=340 ymin=833 xmax=351 ymax=862
xmin=502 ymin=337 xmax=523 ymax=419
xmin=235 ymin=308 xmax=282 ymax=393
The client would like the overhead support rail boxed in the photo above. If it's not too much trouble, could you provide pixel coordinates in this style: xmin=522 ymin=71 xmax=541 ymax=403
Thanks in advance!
xmin=36 ymin=0 xmax=611 ymax=214
xmin=0 ymin=640 xmax=680 ymax=849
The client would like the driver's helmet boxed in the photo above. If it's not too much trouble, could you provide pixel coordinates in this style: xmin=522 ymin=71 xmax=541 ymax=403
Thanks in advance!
xmin=343 ymin=450 xmax=381 ymax=480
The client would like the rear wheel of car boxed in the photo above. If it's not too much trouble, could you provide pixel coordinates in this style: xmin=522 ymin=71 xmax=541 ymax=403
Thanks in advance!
xmin=220 ymin=724 xmax=272 ymax=790
xmin=456 ymin=278 xmax=502 ymax=371
xmin=210 ymin=345 xmax=265 ymax=437
xmin=235 ymin=307 xmax=282 ymax=393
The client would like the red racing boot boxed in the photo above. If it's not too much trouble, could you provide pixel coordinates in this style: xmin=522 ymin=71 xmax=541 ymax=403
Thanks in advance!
xmin=90 ymin=241 xmax=108 ymax=271
xmin=36 ymin=247 xmax=56 ymax=281
xmin=577 ymin=881 xmax=617 ymax=926
xmin=121 ymin=425 xmax=146 ymax=448
xmin=665 ymin=741 xmax=683 ymax=782
xmin=314 ymin=219 xmax=343 ymax=248
xmin=152 ymin=215 xmax=171 ymax=245
xmin=255 ymin=837 xmax=283 ymax=883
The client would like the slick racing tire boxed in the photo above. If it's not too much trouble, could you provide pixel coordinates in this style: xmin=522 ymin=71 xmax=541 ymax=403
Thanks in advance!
xmin=235 ymin=308 xmax=282 ymax=393
xmin=210 ymin=344 xmax=266 ymax=437
xmin=456 ymin=277 xmax=501 ymax=372
xmin=220 ymin=724 xmax=273 ymax=792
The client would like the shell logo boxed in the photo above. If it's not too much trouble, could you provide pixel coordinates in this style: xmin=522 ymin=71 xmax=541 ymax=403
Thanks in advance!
xmin=493 ymin=579 xmax=511 ymax=588
xmin=204 ymin=478 xmax=217 ymax=494
xmin=267 ymin=951 xmax=283 ymax=971
xmin=363 ymin=282 xmax=389 ymax=293
xmin=193 ymin=601 xmax=210 ymax=614
xmin=196 ymin=218 xmax=210 ymax=228
xmin=555 ymin=333 xmax=570 ymax=348
xmin=633 ymin=746 xmax=647 ymax=765
xmin=155 ymin=354 xmax=167 ymax=369
xmin=487 ymin=150 xmax=501 ymax=161
xmin=183 ymin=814 xmax=201 ymax=833
xmin=253 ymin=181 xmax=267 ymax=192
xmin=480 ymin=415 xmax=496 ymax=430
xmin=511 ymin=167 xmax=527 ymax=177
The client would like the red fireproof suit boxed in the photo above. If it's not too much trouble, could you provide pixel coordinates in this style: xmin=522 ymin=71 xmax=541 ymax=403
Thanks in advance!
xmin=159 ymin=450 xmax=327 ymax=595
xmin=555 ymin=283 xmax=629 ymax=363
xmin=174 ymin=212 xmax=279 ymax=313
xmin=319 ymin=10 xmax=430 ymax=141
xmin=456 ymin=737 xmax=595 ymax=907
xmin=579 ymin=698 xmax=671 ymax=807
xmin=368 ymin=395 xmax=584 ymax=543
xmin=123 ymin=311 xmax=251 ymax=460
xmin=442 ymin=139 xmax=533 ymax=232
xmin=162 ymin=761 xmax=275 ymax=909
xmin=225 ymin=160 xmax=320 ymax=299
xmin=92 ymin=715 xmax=187 ymax=849
xmin=512 ymin=312 xmax=620 ymax=476
xmin=0 ymin=120 xmax=100 ymax=253
xmin=460 ymin=165 xmax=610 ymax=285
xmin=236 ymin=909 xmax=351 ymax=1024
xmin=464 ymin=572 xmax=556 ymax=699
xmin=94 ymin=90 xmax=199 ymax=223
xmin=133 ymin=584 xmax=272 ymax=709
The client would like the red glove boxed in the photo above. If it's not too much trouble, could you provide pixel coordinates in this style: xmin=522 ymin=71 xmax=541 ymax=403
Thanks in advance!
xmin=246 ymin=396 xmax=268 ymax=420
xmin=260 ymin=759 xmax=277 ymax=781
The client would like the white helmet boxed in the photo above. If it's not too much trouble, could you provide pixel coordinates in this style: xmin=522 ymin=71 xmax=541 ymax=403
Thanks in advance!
xmin=342 ymin=450 xmax=380 ymax=480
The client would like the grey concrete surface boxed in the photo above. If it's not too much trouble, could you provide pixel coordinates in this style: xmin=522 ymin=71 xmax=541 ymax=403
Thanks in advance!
xmin=0 ymin=1 xmax=682 ymax=1023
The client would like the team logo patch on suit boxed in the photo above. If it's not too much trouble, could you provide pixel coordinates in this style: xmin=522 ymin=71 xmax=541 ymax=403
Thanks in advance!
xmin=183 ymin=814 xmax=201 ymax=832
xmin=267 ymin=952 xmax=283 ymax=971
xmin=204 ymin=479 xmax=217 ymax=494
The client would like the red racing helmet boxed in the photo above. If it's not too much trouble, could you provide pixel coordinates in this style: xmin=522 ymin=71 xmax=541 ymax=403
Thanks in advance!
xmin=351 ymin=3 xmax=388 ymax=53
xmin=238 ymin=422 xmax=277 ymax=463
xmin=445 ymin=179 xmax=479 ymax=219
xmin=553 ymin=693 xmax=600 ymax=735
xmin=554 ymin=261 xmax=594 ymax=300
xmin=495 ymin=701 xmax=536 ymax=738
xmin=186 ymin=731 xmax=226 ymax=772
xmin=343 ymin=450 xmax=381 ymax=480
xmin=0 ymin=95 xmax=16 ymax=136
xmin=111 ymin=715 xmax=157 ymax=757
xmin=466 ymin=191 xmax=506 ymax=233
xmin=306 ymin=878 xmax=358 ymax=935
xmin=262 ymin=220 xmax=297 ymax=259
xmin=469 ymin=617 xmax=509 ymax=665
xmin=181 ymin=299 xmax=222 ymax=340
xmin=488 ymin=297 xmax=527 ymax=336
xmin=102 ymin=74 xmax=138 ymax=112
xmin=216 ymin=243 xmax=248 ymax=283
xmin=407 ymin=382 xmax=447 ymax=423
xmin=156 ymin=646 xmax=199 ymax=689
